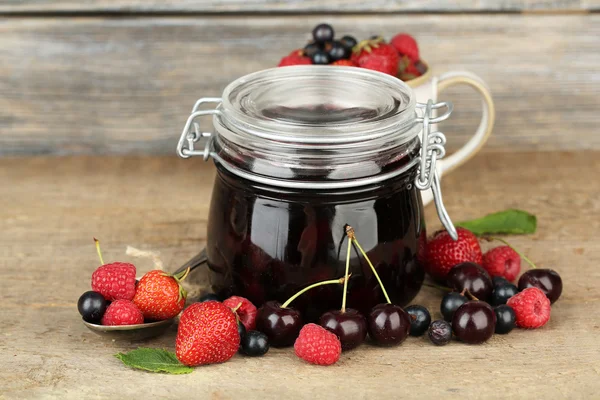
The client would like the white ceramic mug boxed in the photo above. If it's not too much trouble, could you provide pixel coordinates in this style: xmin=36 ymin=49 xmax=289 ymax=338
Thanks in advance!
xmin=407 ymin=69 xmax=495 ymax=205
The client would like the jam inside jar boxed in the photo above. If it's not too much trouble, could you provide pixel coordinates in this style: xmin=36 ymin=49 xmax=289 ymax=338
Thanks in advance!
xmin=177 ymin=66 xmax=456 ymax=321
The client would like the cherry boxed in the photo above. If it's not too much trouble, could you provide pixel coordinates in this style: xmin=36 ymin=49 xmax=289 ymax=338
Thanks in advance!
xmin=452 ymin=301 xmax=496 ymax=344
xmin=494 ymin=305 xmax=516 ymax=334
xmin=367 ymin=303 xmax=411 ymax=346
xmin=319 ymin=309 xmax=367 ymax=351
xmin=447 ymin=262 xmax=493 ymax=302
xmin=428 ymin=319 xmax=452 ymax=346
xmin=518 ymin=269 xmax=562 ymax=304
xmin=440 ymin=292 xmax=468 ymax=322
xmin=405 ymin=305 xmax=431 ymax=337
xmin=491 ymin=282 xmax=518 ymax=306
xmin=255 ymin=301 xmax=302 ymax=348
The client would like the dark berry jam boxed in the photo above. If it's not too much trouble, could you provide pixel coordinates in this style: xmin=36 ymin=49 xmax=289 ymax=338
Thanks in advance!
xmin=206 ymin=153 xmax=426 ymax=322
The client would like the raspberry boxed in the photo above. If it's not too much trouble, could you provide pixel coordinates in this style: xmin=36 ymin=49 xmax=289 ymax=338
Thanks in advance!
xmin=482 ymin=246 xmax=521 ymax=282
xmin=91 ymin=262 xmax=136 ymax=301
xmin=223 ymin=296 xmax=257 ymax=331
xmin=423 ymin=228 xmax=483 ymax=281
xmin=101 ymin=300 xmax=144 ymax=326
xmin=294 ymin=323 xmax=341 ymax=366
xmin=506 ymin=287 xmax=551 ymax=329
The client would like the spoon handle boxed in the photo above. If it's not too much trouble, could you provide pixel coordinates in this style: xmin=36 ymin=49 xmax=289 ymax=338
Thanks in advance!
xmin=172 ymin=248 xmax=207 ymax=276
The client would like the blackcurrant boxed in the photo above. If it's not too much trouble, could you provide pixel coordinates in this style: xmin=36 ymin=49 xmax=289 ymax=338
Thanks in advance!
xmin=405 ymin=305 xmax=431 ymax=337
xmin=491 ymin=283 xmax=519 ymax=306
xmin=77 ymin=291 xmax=107 ymax=323
xmin=492 ymin=276 xmax=510 ymax=287
xmin=240 ymin=331 xmax=270 ymax=357
xmin=328 ymin=41 xmax=350 ymax=61
xmin=428 ymin=320 xmax=452 ymax=346
xmin=440 ymin=292 xmax=468 ymax=322
xmin=303 ymin=42 xmax=322 ymax=58
xmin=312 ymin=23 xmax=335 ymax=43
xmin=339 ymin=35 xmax=358 ymax=51
xmin=494 ymin=305 xmax=516 ymax=334
xmin=311 ymin=50 xmax=331 ymax=65
xmin=237 ymin=320 xmax=247 ymax=341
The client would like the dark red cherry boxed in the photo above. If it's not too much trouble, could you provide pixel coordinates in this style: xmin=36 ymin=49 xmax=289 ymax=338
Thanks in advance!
xmin=255 ymin=301 xmax=302 ymax=347
xmin=452 ymin=301 xmax=496 ymax=344
xmin=518 ymin=269 xmax=562 ymax=304
xmin=319 ymin=308 xmax=367 ymax=351
xmin=367 ymin=303 xmax=411 ymax=346
xmin=447 ymin=262 xmax=493 ymax=302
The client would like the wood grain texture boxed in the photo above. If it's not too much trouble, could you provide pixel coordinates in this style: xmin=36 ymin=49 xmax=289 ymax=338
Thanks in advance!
xmin=0 ymin=152 xmax=599 ymax=398
xmin=0 ymin=0 xmax=596 ymax=13
xmin=1 ymin=14 xmax=599 ymax=156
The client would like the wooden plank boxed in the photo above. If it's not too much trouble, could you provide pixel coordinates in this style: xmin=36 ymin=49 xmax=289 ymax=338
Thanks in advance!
xmin=0 ymin=153 xmax=599 ymax=397
xmin=0 ymin=0 xmax=592 ymax=13
xmin=1 ymin=15 xmax=599 ymax=156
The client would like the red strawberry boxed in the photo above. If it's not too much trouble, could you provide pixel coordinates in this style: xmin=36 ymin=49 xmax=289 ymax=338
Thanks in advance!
xmin=351 ymin=38 xmax=399 ymax=76
xmin=331 ymin=59 xmax=357 ymax=67
xmin=294 ymin=323 xmax=341 ymax=366
xmin=390 ymin=33 xmax=419 ymax=61
xmin=507 ymin=287 xmax=551 ymax=328
xmin=176 ymin=301 xmax=240 ymax=367
xmin=423 ymin=227 xmax=483 ymax=281
xmin=91 ymin=262 xmax=136 ymax=301
xmin=101 ymin=300 xmax=144 ymax=326
xmin=278 ymin=51 xmax=312 ymax=67
xmin=482 ymin=246 xmax=521 ymax=282
xmin=223 ymin=295 xmax=257 ymax=331
xmin=133 ymin=269 xmax=189 ymax=321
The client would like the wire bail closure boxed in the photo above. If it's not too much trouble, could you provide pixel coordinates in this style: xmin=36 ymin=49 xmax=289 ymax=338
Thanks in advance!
xmin=415 ymin=100 xmax=457 ymax=240
xmin=177 ymin=97 xmax=458 ymax=240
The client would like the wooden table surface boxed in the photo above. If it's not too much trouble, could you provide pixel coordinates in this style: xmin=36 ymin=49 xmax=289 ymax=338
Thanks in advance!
xmin=1 ymin=152 xmax=599 ymax=399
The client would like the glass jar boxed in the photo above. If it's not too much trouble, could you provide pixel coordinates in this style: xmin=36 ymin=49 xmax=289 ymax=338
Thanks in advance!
xmin=177 ymin=66 xmax=456 ymax=321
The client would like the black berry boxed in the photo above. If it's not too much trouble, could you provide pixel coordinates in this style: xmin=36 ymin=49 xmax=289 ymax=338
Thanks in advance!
xmin=339 ymin=35 xmax=358 ymax=51
xmin=237 ymin=320 xmax=247 ymax=341
xmin=452 ymin=301 xmax=496 ymax=344
xmin=494 ymin=305 xmax=516 ymax=334
xmin=304 ymin=42 xmax=322 ymax=58
xmin=197 ymin=293 xmax=220 ymax=302
xmin=312 ymin=23 xmax=334 ymax=43
xmin=240 ymin=331 xmax=270 ymax=357
xmin=492 ymin=276 xmax=510 ymax=287
xmin=327 ymin=41 xmax=350 ymax=61
xmin=405 ymin=305 xmax=431 ymax=337
xmin=311 ymin=50 xmax=331 ymax=65
xmin=77 ymin=291 xmax=107 ymax=323
xmin=491 ymin=283 xmax=519 ymax=306
xmin=428 ymin=320 xmax=452 ymax=346
xmin=440 ymin=292 xmax=468 ymax=322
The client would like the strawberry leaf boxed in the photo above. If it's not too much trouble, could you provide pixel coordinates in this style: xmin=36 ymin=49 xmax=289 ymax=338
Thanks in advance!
xmin=115 ymin=348 xmax=193 ymax=374
xmin=456 ymin=209 xmax=537 ymax=236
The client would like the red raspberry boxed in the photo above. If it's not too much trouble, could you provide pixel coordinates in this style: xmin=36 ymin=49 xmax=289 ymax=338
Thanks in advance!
xmin=423 ymin=228 xmax=483 ymax=281
xmin=482 ymin=246 xmax=521 ymax=282
xmin=331 ymin=59 xmax=357 ymax=67
xmin=507 ymin=287 xmax=551 ymax=329
xmin=223 ymin=295 xmax=257 ymax=331
xmin=278 ymin=52 xmax=312 ymax=67
xmin=101 ymin=300 xmax=144 ymax=326
xmin=390 ymin=33 xmax=419 ymax=61
xmin=91 ymin=262 xmax=136 ymax=301
xmin=294 ymin=323 xmax=341 ymax=366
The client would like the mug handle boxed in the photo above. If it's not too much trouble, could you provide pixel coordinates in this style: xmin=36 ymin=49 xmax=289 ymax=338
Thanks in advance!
xmin=420 ymin=71 xmax=495 ymax=206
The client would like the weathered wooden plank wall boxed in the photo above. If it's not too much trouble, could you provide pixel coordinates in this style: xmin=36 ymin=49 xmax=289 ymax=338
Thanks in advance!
xmin=0 ymin=3 xmax=599 ymax=156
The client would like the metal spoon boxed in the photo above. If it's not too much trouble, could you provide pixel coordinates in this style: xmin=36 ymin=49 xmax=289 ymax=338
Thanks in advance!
xmin=82 ymin=249 xmax=208 ymax=340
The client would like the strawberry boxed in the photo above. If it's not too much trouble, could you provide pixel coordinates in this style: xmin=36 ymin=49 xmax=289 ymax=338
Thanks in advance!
xmin=390 ymin=33 xmax=419 ymax=61
xmin=176 ymin=301 xmax=240 ymax=366
xmin=423 ymin=227 xmax=483 ymax=281
xmin=350 ymin=37 xmax=399 ymax=76
xmin=278 ymin=51 xmax=312 ymax=67
xmin=331 ymin=59 xmax=357 ymax=67
xmin=133 ymin=268 xmax=189 ymax=321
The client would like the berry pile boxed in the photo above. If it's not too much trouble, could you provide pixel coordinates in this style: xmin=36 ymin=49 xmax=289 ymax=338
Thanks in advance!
xmin=77 ymin=239 xmax=190 ymax=326
xmin=278 ymin=23 xmax=427 ymax=81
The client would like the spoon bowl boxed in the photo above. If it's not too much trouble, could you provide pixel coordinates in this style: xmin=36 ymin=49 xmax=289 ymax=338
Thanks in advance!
xmin=82 ymin=318 xmax=175 ymax=341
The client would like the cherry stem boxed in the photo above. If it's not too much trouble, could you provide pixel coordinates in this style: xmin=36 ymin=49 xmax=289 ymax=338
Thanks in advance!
xmin=174 ymin=266 xmax=191 ymax=282
xmin=341 ymin=237 xmax=353 ymax=314
xmin=93 ymin=238 xmax=105 ymax=265
xmin=346 ymin=225 xmax=392 ymax=305
xmin=281 ymin=276 xmax=348 ymax=309
xmin=464 ymin=288 xmax=479 ymax=301
xmin=484 ymin=236 xmax=537 ymax=269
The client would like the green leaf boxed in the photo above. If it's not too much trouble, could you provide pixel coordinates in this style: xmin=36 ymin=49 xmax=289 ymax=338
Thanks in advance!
xmin=455 ymin=209 xmax=537 ymax=236
xmin=115 ymin=348 xmax=193 ymax=374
